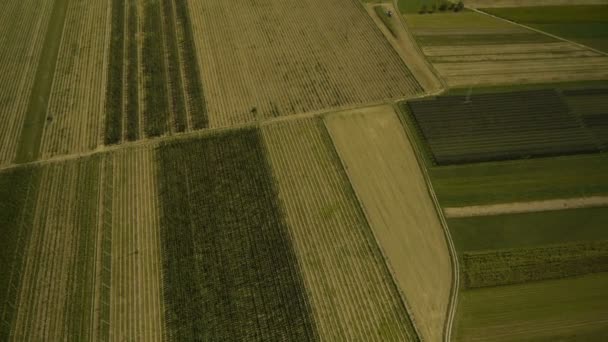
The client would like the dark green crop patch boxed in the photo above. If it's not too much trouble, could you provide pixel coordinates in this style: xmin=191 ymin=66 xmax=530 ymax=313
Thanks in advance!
xmin=156 ymin=129 xmax=316 ymax=340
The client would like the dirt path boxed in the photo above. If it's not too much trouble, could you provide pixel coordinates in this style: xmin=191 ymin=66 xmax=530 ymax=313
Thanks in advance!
xmin=366 ymin=3 xmax=443 ymax=93
xmin=444 ymin=196 xmax=608 ymax=218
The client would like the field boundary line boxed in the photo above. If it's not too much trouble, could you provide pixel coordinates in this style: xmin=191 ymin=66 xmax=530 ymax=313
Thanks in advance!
xmin=392 ymin=0 xmax=448 ymax=91
xmin=321 ymin=113 xmax=423 ymax=341
xmin=394 ymin=103 xmax=460 ymax=342
xmin=0 ymin=96 xmax=439 ymax=173
xmin=473 ymin=8 xmax=608 ymax=57
xmin=445 ymin=195 xmax=608 ymax=218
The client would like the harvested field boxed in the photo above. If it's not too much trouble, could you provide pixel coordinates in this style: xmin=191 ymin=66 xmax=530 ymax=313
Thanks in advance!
xmin=108 ymin=148 xmax=164 ymax=341
xmin=262 ymin=118 xmax=418 ymax=341
xmin=454 ymin=272 xmax=608 ymax=341
xmin=39 ymin=0 xmax=110 ymax=159
xmin=0 ymin=0 xmax=56 ymax=166
xmin=187 ymin=0 xmax=422 ymax=127
xmin=325 ymin=106 xmax=452 ymax=342
xmin=406 ymin=11 xmax=608 ymax=87
xmin=11 ymin=157 xmax=101 ymax=341
xmin=156 ymin=131 xmax=315 ymax=340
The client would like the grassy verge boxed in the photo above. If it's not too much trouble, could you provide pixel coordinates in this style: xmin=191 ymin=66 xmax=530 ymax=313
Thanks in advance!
xmin=156 ymin=129 xmax=316 ymax=340
xmin=430 ymin=153 xmax=608 ymax=207
xmin=15 ymin=0 xmax=70 ymax=162
xmin=125 ymin=1 xmax=139 ymax=141
xmin=142 ymin=0 xmax=169 ymax=137
xmin=174 ymin=0 xmax=208 ymax=129
xmin=0 ymin=166 xmax=41 ymax=340
xmin=373 ymin=5 xmax=397 ymax=37
xmin=449 ymin=206 xmax=608 ymax=251
xmin=462 ymin=240 xmax=608 ymax=288
xmin=104 ymin=0 xmax=125 ymax=145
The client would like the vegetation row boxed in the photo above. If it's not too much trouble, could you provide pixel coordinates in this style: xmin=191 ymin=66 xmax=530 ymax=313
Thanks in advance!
xmin=462 ymin=240 xmax=608 ymax=288
xmin=156 ymin=130 xmax=315 ymax=340
xmin=161 ymin=0 xmax=187 ymax=132
xmin=143 ymin=0 xmax=169 ymax=137
xmin=126 ymin=1 xmax=140 ymax=141
xmin=405 ymin=90 xmax=601 ymax=165
xmin=173 ymin=0 xmax=209 ymax=129
xmin=104 ymin=0 xmax=125 ymax=145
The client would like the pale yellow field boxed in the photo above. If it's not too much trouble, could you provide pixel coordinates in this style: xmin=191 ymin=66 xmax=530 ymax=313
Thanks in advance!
xmin=108 ymin=147 xmax=165 ymax=341
xmin=187 ymin=0 xmax=422 ymax=127
xmin=39 ymin=0 xmax=110 ymax=159
xmin=0 ymin=0 xmax=56 ymax=166
xmin=324 ymin=106 xmax=452 ymax=342
xmin=262 ymin=118 xmax=417 ymax=341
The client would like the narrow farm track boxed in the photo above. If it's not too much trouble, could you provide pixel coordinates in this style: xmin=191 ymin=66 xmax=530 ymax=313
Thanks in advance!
xmin=444 ymin=196 xmax=608 ymax=218
xmin=109 ymin=148 xmax=164 ymax=341
xmin=40 ymin=0 xmax=110 ymax=159
xmin=0 ymin=0 xmax=55 ymax=166
xmin=262 ymin=118 xmax=418 ymax=341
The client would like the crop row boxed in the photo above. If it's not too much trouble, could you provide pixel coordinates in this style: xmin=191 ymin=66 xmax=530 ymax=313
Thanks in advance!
xmin=104 ymin=0 xmax=124 ymax=145
xmin=173 ymin=0 xmax=208 ymax=129
xmin=142 ymin=0 xmax=169 ymax=137
xmin=125 ymin=1 xmax=139 ymax=141
xmin=462 ymin=240 xmax=608 ymax=288
xmin=156 ymin=130 xmax=315 ymax=340
xmin=0 ymin=166 xmax=41 ymax=340
xmin=405 ymin=90 xmax=601 ymax=165
xmin=161 ymin=0 xmax=187 ymax=132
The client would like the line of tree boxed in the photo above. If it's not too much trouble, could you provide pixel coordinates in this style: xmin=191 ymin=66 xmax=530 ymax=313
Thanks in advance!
xmin=419 ymin=0 xmax=464 ymax=14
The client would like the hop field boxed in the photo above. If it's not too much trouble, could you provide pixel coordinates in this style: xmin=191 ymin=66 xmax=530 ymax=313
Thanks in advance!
xmin=405 ymin=90 xmax=601 ymax=165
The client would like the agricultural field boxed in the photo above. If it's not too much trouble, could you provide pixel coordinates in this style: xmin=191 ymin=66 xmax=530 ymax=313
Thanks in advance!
xmin=484 ymin=5 xmax=608 ymax=52
xmin=3 ymin=0 xmax=608 ymax=340
xmin=324 ymin=106 xmax=453 ymax=342
xmin=405 ymin=90 xmax=601 ymax=165
xmin=404 ymin=11 xmax=608 ymax=87
xmin=187 ymin=0 xmax=422 ymax=127
xmin=262 ymin=118 xmax=418 ymax=340
xmin=454 ymin=273 xmax=608 ymax=341
xmin=0 ymin=0 xmax=56 ymax=165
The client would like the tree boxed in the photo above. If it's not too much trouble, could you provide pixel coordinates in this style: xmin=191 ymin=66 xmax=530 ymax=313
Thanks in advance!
xmin=455 ymin=1 xmax=465 ymax=11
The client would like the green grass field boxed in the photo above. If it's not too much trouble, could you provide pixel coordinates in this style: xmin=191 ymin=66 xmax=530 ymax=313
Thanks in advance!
xmin=430 ymin=153 xmax=608 ymax=206
xmin=484 ymin=5 xmax=608 ymax=53
xmin=454 ymin=272 xmax=608 ymax=341
xmin=0 ymin=166 xmax=40 ymax=340
xmin=445 ymin=80 xmax=608 ymax=96
xmin=449 ymin=207 xmax=608 ymax=251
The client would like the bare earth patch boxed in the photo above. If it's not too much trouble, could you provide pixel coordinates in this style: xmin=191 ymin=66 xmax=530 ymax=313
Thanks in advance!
xmin=444 ymin=196 xmax=608 ymax=218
